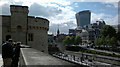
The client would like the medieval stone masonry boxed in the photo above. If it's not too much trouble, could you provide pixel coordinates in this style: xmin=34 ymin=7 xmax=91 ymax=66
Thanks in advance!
xmin=0 ymin=5 xmax=49 ymax=53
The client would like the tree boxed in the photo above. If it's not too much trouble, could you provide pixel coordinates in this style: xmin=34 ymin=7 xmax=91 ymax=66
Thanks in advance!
xmin=63 ymin=36 xmax=71 ymax=45
xmin=100 ymin=36 xmax=106 ymax=45
xmin=94 ymin=37 xmax=100 ymax=46
xmin=116 ymin=31 xmax=120 ymax=41
xmin=63 ymin=36 xmax=82 ymax=46
xmin=105 ymin=36 xmax=111 ymax=45
xmin=109 ymin=37 xmax=117 ymax=46
xmin=94 ymin=25 xmax=118 ymax=47
xmin=74 ymin=36 xmax=82 ymax=45
xmin=94 ymin=36 xmax=109 ymax=46
xmin=100 ymin=25 xmax=116 ymax=37
xmin=70 ymin=36 xmax=75 ymax=45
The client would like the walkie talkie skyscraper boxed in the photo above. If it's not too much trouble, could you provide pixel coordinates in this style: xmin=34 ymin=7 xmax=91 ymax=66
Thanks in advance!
xmin=76 ymin=10 xmax=91 ymax=29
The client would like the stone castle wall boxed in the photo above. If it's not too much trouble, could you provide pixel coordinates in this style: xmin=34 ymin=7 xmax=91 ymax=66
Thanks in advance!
xmin=0 ymin=15 xmax=2 ymax=44
xmin=1 ymin=15 xmax=11 ymax=42
xmin=28 ymin=16 xmax=49 ymax=53
xmin=10 ymin=5 xmax=28 ymax=44
xmin=1 ymin=5 xmax=49 ymax=53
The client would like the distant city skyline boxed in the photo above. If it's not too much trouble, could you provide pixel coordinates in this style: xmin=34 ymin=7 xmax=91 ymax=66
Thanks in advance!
xmin=0 ymin=0 xmax=119 ymax=34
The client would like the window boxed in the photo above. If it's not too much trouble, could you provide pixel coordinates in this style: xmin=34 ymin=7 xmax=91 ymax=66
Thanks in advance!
xmin=29 ymin=26 xmax=32 ymax=29
xmin=17 ymin=25 xmax=22 ymax=32
xmin=28 ymin=33 xmax=33 ymax=41
xmin=33 ymin=26 xmax=35 ymax=29
xmin=36 ymin=26 xmax=39 ymax=29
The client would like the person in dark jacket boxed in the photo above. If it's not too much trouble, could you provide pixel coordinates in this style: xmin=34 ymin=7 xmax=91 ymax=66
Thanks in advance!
xmin=12 ymin=42 xmax=22 ymax=67
xmin=2 ymin=39 xmax=13 ymax=67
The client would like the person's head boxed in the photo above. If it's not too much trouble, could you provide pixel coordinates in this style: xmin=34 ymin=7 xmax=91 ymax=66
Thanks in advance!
xmin=17 ymin=42 xmax=21 ymax=46
xmin=8 ymin=39 xmax=13 ymax=44
xmin=12 ymin=42 xmax=17 ymax=46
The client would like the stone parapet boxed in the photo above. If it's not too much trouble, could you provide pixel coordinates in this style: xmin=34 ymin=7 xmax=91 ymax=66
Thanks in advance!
xmin=28 ymin=16 xmax=49 ymax=31
xmin=10 ymin=5 xmax=29 ymax=14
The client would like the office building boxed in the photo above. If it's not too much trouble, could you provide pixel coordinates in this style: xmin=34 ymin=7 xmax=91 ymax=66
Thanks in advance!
xmin=76 ymin=10 xmax=91 ymax=28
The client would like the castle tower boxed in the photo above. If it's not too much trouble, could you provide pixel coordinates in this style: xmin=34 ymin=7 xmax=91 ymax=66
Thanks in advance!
xmin=10 ymin=5 xmax=29 ymax=44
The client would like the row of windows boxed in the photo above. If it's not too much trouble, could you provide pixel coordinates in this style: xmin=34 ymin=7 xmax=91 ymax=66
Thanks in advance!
xmin=8 ymin=25 xmax=48 ymax=32
xmin=28 ymin=26 xmax=48 ymax=30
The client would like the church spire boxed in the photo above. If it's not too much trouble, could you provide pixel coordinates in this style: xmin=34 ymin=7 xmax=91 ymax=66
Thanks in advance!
xmin=57 ymin=25 xmax=60 ymax=36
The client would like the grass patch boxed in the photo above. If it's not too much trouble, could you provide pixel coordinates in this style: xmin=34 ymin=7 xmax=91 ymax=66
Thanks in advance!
xmin=80 ymin=49 xmax=120 ymax=58
xmin=65 ymin=46 xmax=120 ymax=58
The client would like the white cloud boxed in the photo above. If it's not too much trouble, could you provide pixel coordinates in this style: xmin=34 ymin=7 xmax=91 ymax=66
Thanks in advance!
xmin=0 ymin=4 xmax=10 ymax=15
xmin=12 ymin=0 xmax=71 ymax=7
xmin=67 ymin=0 xmax=119 ymax=8
xmin=0 ymin=1 xmax=8 ymax=6
xmin=49 ymin=21 xmax=76 ymax=34
xmin=91 ymin=13 xmax=118 ymax=25
xmin=29 ymin=3 xmax=62 ymax=17
xmin=0 ymin=0 xmax=76 ymax=34
xmin=105 ymin=15 xmax=118 ymax=25
xmin=48 ymin=5 xmax=76 ymax=25
xmin=67 ymin=0 xmax=119 ymax=2
xmin=0 ymin=0 xmax=119 ymax=34
xmin=91 ymin=13 xmax=106 ymax=23
xmin=102 ymin=2 xmax=118 ymax=8
xmin=47 ymin=4 xmax=77 ymax=34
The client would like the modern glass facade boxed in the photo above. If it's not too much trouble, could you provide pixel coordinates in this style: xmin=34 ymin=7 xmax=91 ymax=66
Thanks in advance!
xmin=76 ymin=10 xmax=91 ymax=28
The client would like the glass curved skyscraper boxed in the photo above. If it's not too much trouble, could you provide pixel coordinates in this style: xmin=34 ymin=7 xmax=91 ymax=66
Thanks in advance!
xmin=76 ymin=10 xmax=91 ymax=29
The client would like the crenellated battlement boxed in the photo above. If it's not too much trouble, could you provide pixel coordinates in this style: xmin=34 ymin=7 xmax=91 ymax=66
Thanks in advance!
xmin=10 ymin=5 xmax=29 ymax=14
xmin=28 ymin=16 xmax=49 ymax=31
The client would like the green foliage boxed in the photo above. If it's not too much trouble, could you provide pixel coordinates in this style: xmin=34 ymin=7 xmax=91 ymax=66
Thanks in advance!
xmin=100 ymin=36 xmax=105 ymax=45
xmin=94 ymin=37 xmax=100 ymax=45
xmin=94 ymin=36 xmax=117 ymax=46
xmin=94 ymin=36 xmax=106 ymax=46
xmin=63 ymin=36 xmax=82 ymax=46
xmin=100 ymin=25 xmax=116 ymax=37
xmin=116 ymin=31 xmax=120 ymax=41
xmin=105 ymin=36 xmax=111 ymax=45
xmin=109 ymin=37 xmax=117 ymax=46
xmin=70 ymin=36 xmax=75 ymax=45
xmin=94 ymin=25 xmax=118 ymax=46
xmin=63 ymin=36 xmax=71 ymax=45
xmin=75 ymin=36 xmax=82 ymax=45
xmin=79 ymin=49 xmax=120 ymax=58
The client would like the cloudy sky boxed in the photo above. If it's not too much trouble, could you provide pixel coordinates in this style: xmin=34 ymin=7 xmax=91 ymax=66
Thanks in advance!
xmin=0 ymin=0 xmax=119 ymax=34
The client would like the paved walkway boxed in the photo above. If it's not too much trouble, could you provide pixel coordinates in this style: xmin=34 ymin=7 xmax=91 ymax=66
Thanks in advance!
xmin=0 ymin=45 xmax=3 ymax=67
xmin=0 ymin=54 xmax=3 ymax=67
xmin=20 ymin=48 xmax=77 ymax=66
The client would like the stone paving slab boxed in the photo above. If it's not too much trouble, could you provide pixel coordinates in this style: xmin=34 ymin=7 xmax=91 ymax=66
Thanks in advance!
xmin=21 ymin=48 xmax=77 ymax=66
